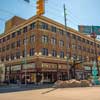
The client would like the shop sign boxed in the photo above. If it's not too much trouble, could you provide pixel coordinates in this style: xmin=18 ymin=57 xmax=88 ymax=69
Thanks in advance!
xmin=84 ymin=66 xmax=91 ymax=71
xmin=11 ymin=65 xmax=21 ymax=71
xmin=23 ymin=63 xmax=35 ymax=69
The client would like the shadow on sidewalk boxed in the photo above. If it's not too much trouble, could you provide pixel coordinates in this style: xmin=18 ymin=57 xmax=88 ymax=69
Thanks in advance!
xmin=0 ymin=84 xmax=53 ymax=94
xmin=42 ymin=88 xmax=57 ymax=94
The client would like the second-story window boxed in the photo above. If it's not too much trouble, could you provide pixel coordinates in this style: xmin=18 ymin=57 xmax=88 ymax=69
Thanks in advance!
xmin=59 ymin=40 xmax=64 ymax=47
xmin=60 ymin=51 xmax=64 ymax=58
xmin=6 ymin=44 xmax=10 ymax=50
xmin=52 ymin=50 xmax=57 ymax=57
xmin=42 ymin=35 xmax=48 ymax=43
xmin=23 ymin=38 xmax=28 ymax=45
xmin=42 ymin=48 xmax=48 ymax=56
xmin=16 ymin=40 xmax=21 ymax=47
xmin=30 ymin=35 xmax=35 ymax=43
xmin=30 ymin=48 xmax=34 ymax=56
xmin=16 ymin=51 xmax=20 ymax=59
xmin=11 ymin=54 xmax=14 ymax=60
xmin=51 ymin=37 xmax=56 ymax=45
xmin=6 ymin=55 xmax=9 ymax=61
xmin=11 ymin=42 xmax=16 ymax=49
xmin=2 ymin=46 xmax=5 ymax=52
xmin=22 ymin=50 xmax=26 ymax=57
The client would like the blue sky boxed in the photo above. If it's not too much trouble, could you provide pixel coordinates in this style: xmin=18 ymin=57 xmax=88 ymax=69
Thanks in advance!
xmin=0 ymin=0 xmax=100 ymax=34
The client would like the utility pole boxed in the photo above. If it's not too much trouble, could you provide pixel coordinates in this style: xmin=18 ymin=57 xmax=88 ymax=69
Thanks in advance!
xmin=63 ymin=4 xmax=70 ymax=80
xmin=24 ymin=31 xmax=27 ymax=86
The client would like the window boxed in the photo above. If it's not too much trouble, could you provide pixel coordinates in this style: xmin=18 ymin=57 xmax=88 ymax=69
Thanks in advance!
xmin=6 ymin=55 xmax=9 ymax=61
xmin=87 ymin=40 xmax=89 ymax=44
xmin=90 ymin=41 xmax=93 ymax=45
xmin=2 ymin=46 xmax=5 ymax=52
xmin=82 ymin=38 xmax=85 ymax=43
xmin=23 ymin=26 xmax=28 ymax=33
xmin=77 ymin=36 xmax=81 ymax=41
xmin=0 ymin=39 xmax=1 ymax=43
xmin=3 ymin=37 xmax=6 ymax=42
xmin=42 ymin=48 xmax=48 ymax=56
xmin=42 ymin=35 xmax=48 ymax=43
xmin=16 ymin=40 xmax=21 ymax=47
xmin=22 ymin=50 xmax=27 ymax=57
xmin=0 ymin=48 xmax=1 ymax=52
xmin=41 ymin=22 xmax=48 ymax=30
xmin=91 ymin=49 xmax=94 ymax=53
xmin=83 ymin=47 xmax=86 ymax=51
xmin=17 ymin=29 xmax=21 ymax=35
xmin=30 ymin=48 xmax=34 ymax=56
xmin=11 ymin=42 xmax=16 ymax=48
xmin=66 ymin=32 xmax=70 ymax=37
xmin=59 ymin=29 xmax=64 ymax=35
xmin=97 ymin=44 xmax=99 ymax=48
xmin=30 ymin=22 xmax=35 ymax=30
xmin=6 ymin=44 xmax=10 ymax=50
xmin=16 ymin=51 xmax=20 ymax=59
xmin=12 ymin=32 xmax=16 ymax=38
xmin=23 ymin=38 xmax=28 ymax=45
xmin=87 ymin=48 xmax=90 ymax=52
xmin=30 ymin=35 xmax=35 ymax=43
xmin=72 ymin=34 xmax=76 ymax=39
xmin=1 ymin=57 xmax=4 ymax=62
xmin=77 ymin=45 xmax=81 ymax=50
xmin=7 ymin=35 xmax=10 ymax=40
xmin=60 ymin=51 xmax=64 ymax=58
xmin=51 ymin=26 xmax=57 ymax=33
xmin=51 ymin=37 xmax=56 ymax=45
xmin=11 ymin=54 xmax=14 ymax=60
xmin=52 ymin=50 xmax=57 ymax=57
xmin=59 ymin=40 xmax=64 ymax=47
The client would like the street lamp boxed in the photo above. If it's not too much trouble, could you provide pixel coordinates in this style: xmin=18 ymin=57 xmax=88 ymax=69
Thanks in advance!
xmin=57 ymin=55 xmax=60 ymax=81
xmin=90 ymin=29 xmax=99 ymax=76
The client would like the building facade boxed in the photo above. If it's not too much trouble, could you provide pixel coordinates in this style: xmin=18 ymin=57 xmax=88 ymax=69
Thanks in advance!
xmin=0 ymin=15 xmax=100 ymax=83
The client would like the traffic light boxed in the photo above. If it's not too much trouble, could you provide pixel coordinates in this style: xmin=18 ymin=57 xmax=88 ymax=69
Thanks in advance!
xmin=36 ymin=0 xmax=45 ymax=16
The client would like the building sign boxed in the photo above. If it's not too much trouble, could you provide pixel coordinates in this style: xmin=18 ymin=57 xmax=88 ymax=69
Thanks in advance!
xmin=84 ymin=66 xmax=91 ymax=71
xmin=42 ymin=63 xmax=66 ymax=69
xmin=0 ymin=63 xmax=5 ymax=82
xmin=11 ymin=65 xmax=21 ymax=71
xmin=23 ymin=63 xmax=35 ymax=69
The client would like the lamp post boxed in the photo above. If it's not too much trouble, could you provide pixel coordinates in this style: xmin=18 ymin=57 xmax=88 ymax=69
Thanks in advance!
xmin=90 ymin=30 xmax=99 ymax=76
xmin=57 ymin=55 xmax=60 ymax=81
xmin=24 ymin=32 xmax=27 ymax=86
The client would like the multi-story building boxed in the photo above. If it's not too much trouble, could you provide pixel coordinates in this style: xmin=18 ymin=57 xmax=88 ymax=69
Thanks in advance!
xmin=0 ymin=15 xmax=100 ymax=83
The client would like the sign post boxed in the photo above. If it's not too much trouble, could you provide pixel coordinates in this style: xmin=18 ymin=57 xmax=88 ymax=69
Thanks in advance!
xmin=92 ymin=61 xmax=99 ymax=85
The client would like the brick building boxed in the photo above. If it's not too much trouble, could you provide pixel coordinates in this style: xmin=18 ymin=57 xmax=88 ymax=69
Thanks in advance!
xmin=0 ymin=15 xmax=100 ymax=83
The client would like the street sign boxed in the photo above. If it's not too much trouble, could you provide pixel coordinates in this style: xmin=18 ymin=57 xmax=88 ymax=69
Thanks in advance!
xmin=92 ymin=70 xmax=98 ymax=76
xmin=21 ymin=60 xmax=26 ymax=64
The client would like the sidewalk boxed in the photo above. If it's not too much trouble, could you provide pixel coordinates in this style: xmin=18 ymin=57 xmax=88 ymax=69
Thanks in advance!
xmin=0 ymin=83 xmax=53 ymax=93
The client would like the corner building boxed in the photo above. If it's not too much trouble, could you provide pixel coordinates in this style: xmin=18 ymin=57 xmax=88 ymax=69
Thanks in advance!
xmin=0 ymin=15 xmax=100 ymax=83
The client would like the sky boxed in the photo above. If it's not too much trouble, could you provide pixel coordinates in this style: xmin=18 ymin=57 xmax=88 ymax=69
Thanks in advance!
xmin=0 ymin=0 xmax=100 ymax=34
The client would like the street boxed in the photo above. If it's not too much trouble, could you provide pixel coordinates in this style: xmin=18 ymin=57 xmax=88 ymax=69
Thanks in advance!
xmin=0 ymin=86 xmax=100 ymax=100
